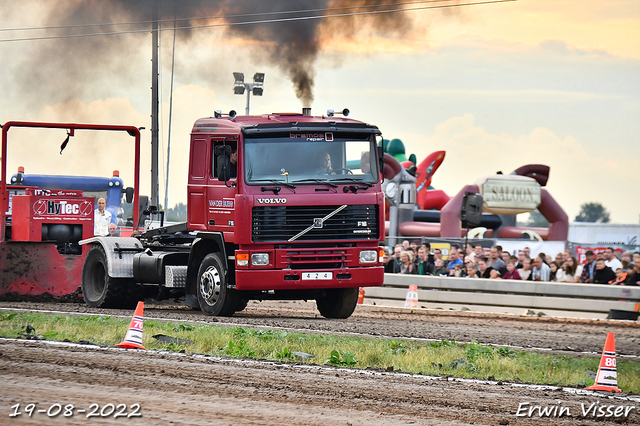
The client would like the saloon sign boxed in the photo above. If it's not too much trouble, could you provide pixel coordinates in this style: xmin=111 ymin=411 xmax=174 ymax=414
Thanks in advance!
xmin=477 ymin=175 xmax=541 ymax=214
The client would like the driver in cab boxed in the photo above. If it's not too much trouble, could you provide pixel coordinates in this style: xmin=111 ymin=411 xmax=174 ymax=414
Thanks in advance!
xmin=318 ymin=152 xmax=334 ymax=175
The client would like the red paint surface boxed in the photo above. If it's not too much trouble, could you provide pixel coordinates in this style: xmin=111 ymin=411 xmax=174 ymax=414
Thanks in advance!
xmin=418 ymin=189 xmax=450 ymax=211
xmin=0 ymin=242 xmax=86 ymax=297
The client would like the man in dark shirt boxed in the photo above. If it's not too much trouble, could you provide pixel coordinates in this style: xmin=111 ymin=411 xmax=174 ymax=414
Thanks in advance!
xmin=382 ymin=248 xmax=400 ymax=273
xmin=416 ymin=245 xmax=434 ymax=275
xmin=579 ymin=250 xmax=596 ymax=283
xmin=625 ymin=263 xmax=640 ymax=286
xmin=593 ymin=259 xmax=616 ymax=284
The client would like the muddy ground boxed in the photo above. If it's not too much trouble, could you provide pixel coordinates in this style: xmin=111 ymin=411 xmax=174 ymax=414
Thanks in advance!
xmin=1 ymin=300 xmax=639 ymax=425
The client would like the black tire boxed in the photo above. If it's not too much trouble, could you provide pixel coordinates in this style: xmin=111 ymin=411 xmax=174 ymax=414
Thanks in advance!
xmin=197 ymin=253 xmax=239 ymax=316
xmin=81 ymin=246 xmax=141 ymax=309
xmin=316 ymin=287 xmax=359 ymax=319
xmin=234 ymin=298 xmax=249 ymax=313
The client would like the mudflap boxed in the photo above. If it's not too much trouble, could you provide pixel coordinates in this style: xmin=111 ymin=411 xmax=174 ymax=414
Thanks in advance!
xmin=0 ymin=241 xmax=86 ymax=299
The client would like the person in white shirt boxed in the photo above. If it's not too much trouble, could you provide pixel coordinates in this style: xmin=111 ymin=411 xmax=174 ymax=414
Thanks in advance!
xmin=531 ymin=255 xmax=551 ymax=281
xmin=604 ymin=247 xmax=623 ymax=271
xmin=94 ymin=198 xmax=112 ymax=236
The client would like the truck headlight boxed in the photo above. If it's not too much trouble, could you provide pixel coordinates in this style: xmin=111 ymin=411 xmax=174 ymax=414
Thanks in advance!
xmin=251 ymin=253 xmax=269 ymax=266
xmin=359 ymin=250 xmax=377 ymax=264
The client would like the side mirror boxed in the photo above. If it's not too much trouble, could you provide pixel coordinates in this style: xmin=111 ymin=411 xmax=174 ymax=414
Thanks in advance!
xmin=124 ymin=187 xmax=134 ymax=204
xmin=215 ymin=144 xmax=232 ymax=182
xmin=214 ymin=145 xmax=231 ymax=156
xmin=217 ymin=155 xmax=231 ymax=182
xmin=138 ymin=195 xmax=149 ymax=218
xmin=377 ymin=146 xmax=384 ymax=175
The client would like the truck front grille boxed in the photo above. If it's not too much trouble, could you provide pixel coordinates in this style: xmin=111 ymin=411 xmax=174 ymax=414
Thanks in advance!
xmin=281 ymin=249 xmax=350 ymax=269
xmin=252 ymin=204 xmax=379 ymax=243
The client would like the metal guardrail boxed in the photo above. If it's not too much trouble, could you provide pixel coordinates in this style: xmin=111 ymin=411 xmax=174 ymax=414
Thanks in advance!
xmin=363 ymin=274 xmax=640 ymax=319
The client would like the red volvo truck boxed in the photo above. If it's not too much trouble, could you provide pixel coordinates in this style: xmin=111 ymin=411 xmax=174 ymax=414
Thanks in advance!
xmin=81 ymin=109 xmax=385 ymax=318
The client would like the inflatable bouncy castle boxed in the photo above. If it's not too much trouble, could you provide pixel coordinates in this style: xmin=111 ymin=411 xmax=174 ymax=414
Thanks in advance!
xmin=381 ymin=139 xmax=568 ymax=242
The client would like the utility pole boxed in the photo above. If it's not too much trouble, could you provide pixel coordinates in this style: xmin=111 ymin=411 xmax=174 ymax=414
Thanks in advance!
xmin=150 ymin=5 xmax=160 ymax=208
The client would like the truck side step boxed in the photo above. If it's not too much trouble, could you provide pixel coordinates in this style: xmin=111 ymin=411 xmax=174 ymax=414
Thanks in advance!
xmin=165 ymin=265 xmax=187 ymax=288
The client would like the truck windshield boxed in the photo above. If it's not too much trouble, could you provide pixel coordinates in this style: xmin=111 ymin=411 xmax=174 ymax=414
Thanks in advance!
xmin=243 ymin=135 xmax=378 ymax=184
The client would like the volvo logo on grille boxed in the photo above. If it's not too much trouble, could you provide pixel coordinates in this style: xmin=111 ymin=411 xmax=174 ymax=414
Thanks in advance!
xmin=313 ymin=218 xmax=323 ymax=228
xmin=257 ymin=198 xmax=287 ymax=204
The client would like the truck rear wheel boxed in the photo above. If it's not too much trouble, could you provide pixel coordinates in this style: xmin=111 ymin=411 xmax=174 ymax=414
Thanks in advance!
xmin=316 ymin=287 xmax=359 ymax=319
xmin=81 ymin=245 xmax=140 ymax=309
xmin=197 ymin=253 xmax=239 ymax=317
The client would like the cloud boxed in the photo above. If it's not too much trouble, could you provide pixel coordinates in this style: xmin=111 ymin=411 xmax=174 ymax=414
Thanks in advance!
xmin=5 ymin=98 xmax=149 ymax=201
xmin=431 ymin=0 xmax=640 ymax=59
xmin=397 ymin=114 xmax=639 ymax=224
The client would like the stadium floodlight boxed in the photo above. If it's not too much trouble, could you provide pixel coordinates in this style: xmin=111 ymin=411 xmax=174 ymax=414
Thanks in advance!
xmin=233 ymin=71 xmax=265 ymax=115
xmin=233 ymin=72 xmax=244 ymax=84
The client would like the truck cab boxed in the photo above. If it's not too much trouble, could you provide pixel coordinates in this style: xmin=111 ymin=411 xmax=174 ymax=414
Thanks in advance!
xmin=183 ymin=111 xmax=385 ymax=317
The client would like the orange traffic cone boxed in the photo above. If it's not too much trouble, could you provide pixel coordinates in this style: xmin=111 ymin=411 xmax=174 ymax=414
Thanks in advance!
xmin=404 ymin=284 xmax=418 ymax=308
xmin=357 ymin=288 xmax=365 ymax=304
xmin=586 ymin=332 xmax=621 ymax=392
xmin=116 ymin=301 xmax=146 ymax=350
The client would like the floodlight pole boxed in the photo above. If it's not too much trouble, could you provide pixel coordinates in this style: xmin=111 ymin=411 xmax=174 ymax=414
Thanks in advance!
xmin=245 ymin=87 xmax=252 ymax=115
xmin=233 ymin=72 xmax=263 ymax=115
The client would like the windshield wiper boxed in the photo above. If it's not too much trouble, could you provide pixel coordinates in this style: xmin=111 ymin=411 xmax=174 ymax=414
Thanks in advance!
xmin=251 ymin=179 xmax=297 ymax=191
xmin=292 ymin=178 xmax=338 ymax=188
xmin=328 ymin=177 xmax=373 ymax=188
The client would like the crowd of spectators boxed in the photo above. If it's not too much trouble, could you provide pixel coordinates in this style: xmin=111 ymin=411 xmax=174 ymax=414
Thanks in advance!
xmin=381 ymin=240 xmax=640 ymax=286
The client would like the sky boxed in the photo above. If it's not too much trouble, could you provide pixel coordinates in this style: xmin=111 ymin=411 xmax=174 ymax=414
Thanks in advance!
xmin=1 ymin=0 xmax=639 ymax=224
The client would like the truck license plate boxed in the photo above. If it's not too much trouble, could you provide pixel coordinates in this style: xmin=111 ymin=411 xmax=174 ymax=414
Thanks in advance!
xmin=301 ymin=272 xmax=333 ymax=280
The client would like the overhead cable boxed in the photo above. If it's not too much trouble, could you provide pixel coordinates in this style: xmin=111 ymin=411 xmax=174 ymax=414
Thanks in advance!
xmin=0 ymin=0 xmax=516 ymax=43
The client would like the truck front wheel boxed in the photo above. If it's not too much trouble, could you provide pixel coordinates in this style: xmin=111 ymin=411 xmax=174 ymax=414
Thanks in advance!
xmin=316 ymin=287 xmax=359 ymax=319
xmin=197 ymin=253 xmax=239 ymax=316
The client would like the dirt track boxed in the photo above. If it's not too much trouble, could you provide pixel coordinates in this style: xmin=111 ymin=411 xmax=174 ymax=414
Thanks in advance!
xmin=1 ymin=300 xmax=639 ymax=425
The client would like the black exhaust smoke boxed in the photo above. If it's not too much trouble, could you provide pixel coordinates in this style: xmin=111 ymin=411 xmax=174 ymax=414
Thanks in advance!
xmin=13 ymin=1 xmax=423 ymax=107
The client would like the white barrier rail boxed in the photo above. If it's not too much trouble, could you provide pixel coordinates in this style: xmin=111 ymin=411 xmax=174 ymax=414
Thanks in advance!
xmin=364 ymin=274 xmax=640 ymax=319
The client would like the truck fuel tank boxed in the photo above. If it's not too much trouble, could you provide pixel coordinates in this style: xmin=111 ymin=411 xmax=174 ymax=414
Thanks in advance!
xmin=133 ymin=250 xmax=189 ymax=286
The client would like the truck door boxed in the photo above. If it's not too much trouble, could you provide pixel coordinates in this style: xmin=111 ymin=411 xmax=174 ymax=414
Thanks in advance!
xmin=206 ymin=139 xmax=238 ymax=241
xmin=187 ymin=137 xmax=208 ymax=231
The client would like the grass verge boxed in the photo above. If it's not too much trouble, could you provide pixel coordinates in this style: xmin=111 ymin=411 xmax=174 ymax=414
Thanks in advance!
xmin=1 ymin=311 xmax=638 ymax=394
